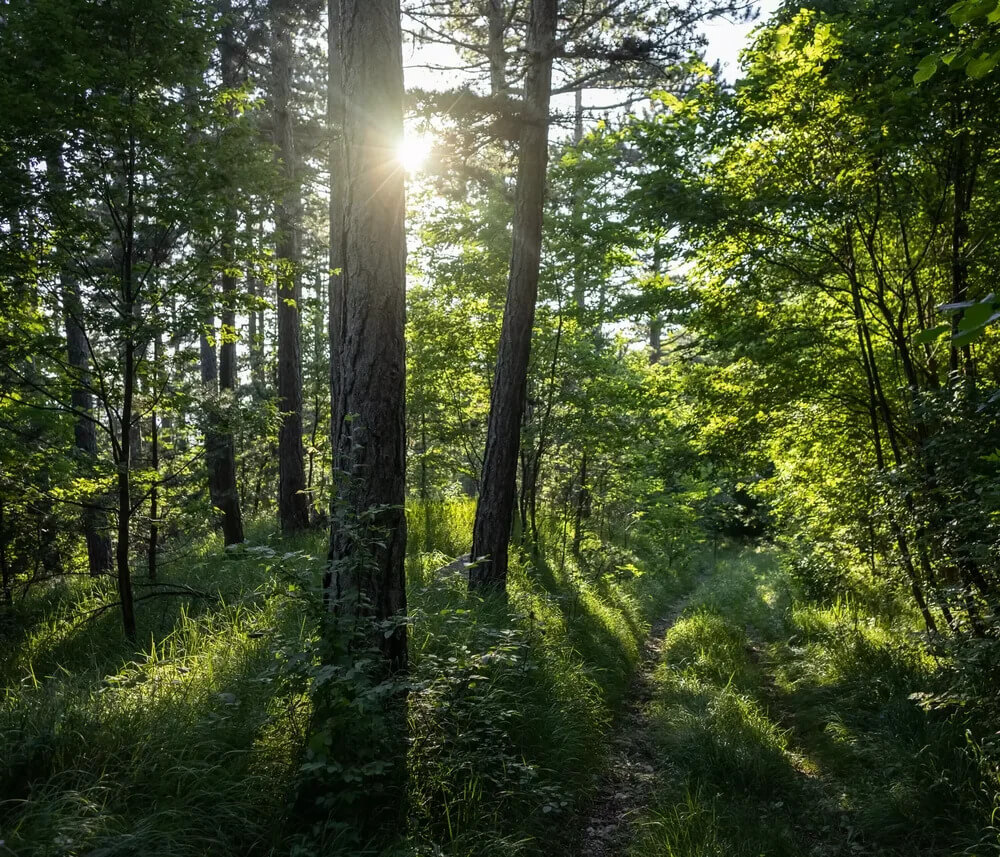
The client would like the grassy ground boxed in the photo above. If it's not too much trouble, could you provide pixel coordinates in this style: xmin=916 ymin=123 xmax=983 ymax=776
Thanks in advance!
xmin=629 ymin=547 xmax=999 ymax=857
xmin=0 ymin=501 xmax=696 ymax=856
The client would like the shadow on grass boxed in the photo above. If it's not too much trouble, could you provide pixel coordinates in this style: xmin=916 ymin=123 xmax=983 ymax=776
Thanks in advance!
xmin=0 ymin=524 xmax=325 ymax=691
xmin=632 ymin=548 xmax=994 ymax=857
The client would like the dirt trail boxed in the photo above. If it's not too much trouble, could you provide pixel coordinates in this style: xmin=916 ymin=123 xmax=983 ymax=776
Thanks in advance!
xmin=578 ymin=582 xmax=703 ymax=856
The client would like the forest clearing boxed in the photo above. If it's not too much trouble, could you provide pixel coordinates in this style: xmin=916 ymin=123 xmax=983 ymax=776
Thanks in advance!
xmin=2 ymin=0 xmax=1000 ymax=854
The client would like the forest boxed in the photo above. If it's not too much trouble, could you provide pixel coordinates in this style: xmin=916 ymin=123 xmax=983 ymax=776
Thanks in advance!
xmin=1 ymin=0 xmax=1000 ymax=854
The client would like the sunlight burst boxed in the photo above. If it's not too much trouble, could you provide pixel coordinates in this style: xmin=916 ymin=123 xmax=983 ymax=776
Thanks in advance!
xmin=397 ymin=131 xmax=433 ymax=174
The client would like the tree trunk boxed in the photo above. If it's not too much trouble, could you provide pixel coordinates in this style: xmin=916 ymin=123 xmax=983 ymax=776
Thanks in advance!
xmin=212 ymin=4 xmax=246 ymax=544
xmin=1 ymin=500 xmax=10 ymax=605
xmin=486 ymin=0 xmax=508 ymax=98
xmin=470 ymin=0 xmax=556 ymax=591
xmin=118 ymin=328 xmax=138 ymax=642
xmin=328 ymin=0 xmax=346 ymax=475
xmin=271 ymin=0 xmax=310 ymax=533
xmin=148 ymin=331 xmax=161 ymax=581
xmin=949 ymin=125 xmax=975 ymax=381
xmin=849 ymin=264 xmax=940 ymax=635
xmin=328 ymin=0 xmax=408 ymax=672
xmin=50 ymin=151 xmax=113 ymax=577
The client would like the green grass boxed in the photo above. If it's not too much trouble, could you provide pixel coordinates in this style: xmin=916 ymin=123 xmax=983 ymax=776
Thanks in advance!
xmin=0 ymin=502 xmax=696 ymax=856
xmin=630 ymin=547 xmax=998 ymax=857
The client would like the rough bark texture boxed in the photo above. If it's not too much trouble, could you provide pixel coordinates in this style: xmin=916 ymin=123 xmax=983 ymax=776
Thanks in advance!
xmin=328 ymin=0 xmax=408 ymax=672
xmin=486 ymin=0 xmax=508 ymax=97
xmin=470 ymin=0 xmax=556 ymax=591
xmin=271 ymin=0 xmax=310 ymax=533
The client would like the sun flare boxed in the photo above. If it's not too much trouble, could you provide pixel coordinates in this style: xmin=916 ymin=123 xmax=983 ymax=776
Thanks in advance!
xmin=397 ymin=131 xmax=433 ymax=174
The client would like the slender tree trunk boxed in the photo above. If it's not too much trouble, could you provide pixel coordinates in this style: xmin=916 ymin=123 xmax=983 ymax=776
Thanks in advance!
xmin=201 ymin=323 xmax=242 ymax=543
xmin=50 ymin=151 xmax=113 ymax=577
xmin=63 ymin=272 xmax=114 ymax=576
xmin=949 ymin=126 xmax=974 ymax=381
xmin=115 ymin=132 xmax=139 ymax=643
xmin=649 ymin=240 xmax=664 ymax=364
xmin=470 ymin=0 xmax=557 ymax=591
xmin=573 ymin=448 xmax=588 ymax=556
xmin=272 ymin=0 xmax=310 ymax=533
xmin=209 ymin=7 xmax=246 ymax=544
xmin=328 ymin=0 xmax=408 ymax=672
xmin=248 ymin=260 xmax=266 ymax=396
xmin=849 ymin=265 xmax=940 ymax=634
xmin=421 ymin=412 xmax=431 ymax=551
xmin=118 ymin=337 xmax=138 ymax=642
xmin=0 ymin=500 xmax=10 ymax=605
xmin=201 ymin=324 xmax=223 ymax=511
xmin=148 ymin=331 xmax=161 ymax=581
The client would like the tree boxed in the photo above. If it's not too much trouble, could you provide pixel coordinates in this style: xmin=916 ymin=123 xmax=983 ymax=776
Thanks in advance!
xmin=470 ymin=0 xmax=557 ymax=590
xmin=328 ymin=0 xmax=409 ymax=671
xmin=271 ymin=0 xmax=311 ymax=533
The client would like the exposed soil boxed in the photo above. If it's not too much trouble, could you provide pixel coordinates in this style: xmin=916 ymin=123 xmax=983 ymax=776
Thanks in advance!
xmin=578 ymin=586 xmax=701 ymax=856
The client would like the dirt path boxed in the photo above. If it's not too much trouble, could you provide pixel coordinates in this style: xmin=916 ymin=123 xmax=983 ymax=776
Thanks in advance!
xmin=578 ymin=583 xmax=703 ymax=856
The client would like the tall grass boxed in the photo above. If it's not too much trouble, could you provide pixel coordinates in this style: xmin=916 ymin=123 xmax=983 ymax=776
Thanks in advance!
xmin=0 ymin=501 xmax=692 ymax=856
xmin=631 ymin=548 xmax=997 ymax=857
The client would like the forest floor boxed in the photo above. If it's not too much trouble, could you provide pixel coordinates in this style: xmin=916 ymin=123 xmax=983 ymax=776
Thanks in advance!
xmin=580 ymin=573 xmax=705 ymax=855
xmin=1 ymin=527 xmax=995 ymax=856
xmin=584 ymin=548 xmax=993 ymax=857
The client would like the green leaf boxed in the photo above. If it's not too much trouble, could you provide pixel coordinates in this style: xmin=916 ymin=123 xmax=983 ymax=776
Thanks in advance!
xmin=913 ymin=324 xmax=951 ymax=344
xmin=949 ymin=0 xmax=999 ymax=25
xmin=967 ymin=51 xmax=1000 ymax=78
xmin=914 ymin=55 xmax=939 ymax=84
xmin=958 ymin=299 xmax=997 ymax=330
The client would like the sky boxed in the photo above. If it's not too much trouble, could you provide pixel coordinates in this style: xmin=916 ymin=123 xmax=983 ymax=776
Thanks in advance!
xmin=403 ymin=0 xmax=783 ymax=91
xmin=703 ymin=0 xmax=782 ymax=81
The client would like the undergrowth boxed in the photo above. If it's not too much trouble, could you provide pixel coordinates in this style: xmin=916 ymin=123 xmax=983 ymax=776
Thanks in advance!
xmin=0 ymin=500 xmax=692 ymax=856
xmin=630 ymin=548 xmax=1000 ymax=857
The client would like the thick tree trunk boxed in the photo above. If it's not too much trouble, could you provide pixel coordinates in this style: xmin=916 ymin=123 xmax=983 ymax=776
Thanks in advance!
xmin=271 ymin=0 xmax=310 ymax=533
xmin=328 ymin=0 xmax=408 ymax=672
xmin=470 ymin=0 xmax=556 ymax=591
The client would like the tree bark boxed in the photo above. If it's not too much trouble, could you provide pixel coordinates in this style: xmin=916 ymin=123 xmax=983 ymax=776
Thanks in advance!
xmin=148 ymin=330 xmax=161 ymax=581
xmin=470 ymin=0 xmax=557 ymax=591
xmin=200 ymin=322 xmax=242 ymax=544
xmin=486 ymin=0 xmax=508 ymax=98
xmin=50 ymin=150 xmax=114 ymax=577
xmin=328 ymin=0 xmax=346 ymax=482
xmin=213 ymin=1 xmax=246 ymax=544
xmin=271 ymin=0 xmax=310 ymax=533
xmin=328 ymin=0 xmax=408 ymax=672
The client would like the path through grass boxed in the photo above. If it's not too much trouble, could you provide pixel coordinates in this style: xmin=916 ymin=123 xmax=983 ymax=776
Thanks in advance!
xmin=620 ymin=548 xmax=994 ymax=857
